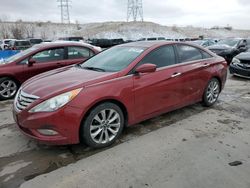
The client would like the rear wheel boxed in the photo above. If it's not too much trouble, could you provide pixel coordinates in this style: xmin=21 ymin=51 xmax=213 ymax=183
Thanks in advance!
xmin=0 ymin=77 xmax=18 ymax=100
xmin=81 ymin=102 xmax=124 ymax=148
xmin=202 ymin=78 xmax=220 ymax=107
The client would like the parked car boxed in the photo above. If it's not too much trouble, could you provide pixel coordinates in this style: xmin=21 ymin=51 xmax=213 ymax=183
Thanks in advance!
xmin=191 ymin=39 xmax=216 ymax=47
xmin=229 ymin=49 xmax=250 ymax=79
xmin=0 ymin=39 xmax=15 ymax=50
xmin=0 ymin=42 xmax=100 ymax=100
xmin=27 ymin=38 xmax=43 ymax=45
xmin=208 ymin=38 xmax=248 ymax=64
xmin=138 ymin=37 xmax=166 ymax=41
xmin=13 ymin=41 xmax=227 ymax=148
xmin=58 ymin=37 xmax=84 ymax=42
xmin=8 ymin=40 xmax=32 ymax=50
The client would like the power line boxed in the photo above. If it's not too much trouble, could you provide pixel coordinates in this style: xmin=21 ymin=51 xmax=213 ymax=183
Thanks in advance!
xmin=57 ymin=0 xmax=71 ymax=24
xmin=127 ymin=0 xmax=144 ymax=22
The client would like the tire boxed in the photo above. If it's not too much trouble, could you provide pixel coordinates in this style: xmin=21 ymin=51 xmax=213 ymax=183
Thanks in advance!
xmin=81 ymin=102 xmax=124 ymax=148
xmin=202 ymin=78 xmax=220 ymax=107
xmin=0 ymin=77 xmax=19 ymax=100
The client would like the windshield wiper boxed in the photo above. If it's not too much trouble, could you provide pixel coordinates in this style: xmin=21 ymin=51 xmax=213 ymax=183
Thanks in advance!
xmin=82 ymin=66 xmax=106 ymax=72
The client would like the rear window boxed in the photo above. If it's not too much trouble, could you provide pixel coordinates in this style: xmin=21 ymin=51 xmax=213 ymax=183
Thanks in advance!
xmin=177 ymin=45 xmax=203 ymax=63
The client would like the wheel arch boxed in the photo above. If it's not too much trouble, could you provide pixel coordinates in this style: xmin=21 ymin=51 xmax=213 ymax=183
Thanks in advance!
xmin=0 ymin=75 xmax=21 ymax=86
xmin=79 ymin=98 xmax=129 ymax=142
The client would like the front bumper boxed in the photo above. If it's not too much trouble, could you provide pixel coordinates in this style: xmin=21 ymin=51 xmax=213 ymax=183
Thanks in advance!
xmin=229 ymin=64 xmax=250 ymax=79
xmin=13 ymin=105 xmax=84 ymax=145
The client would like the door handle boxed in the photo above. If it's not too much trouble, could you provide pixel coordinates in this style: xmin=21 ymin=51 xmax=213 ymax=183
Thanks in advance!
xmin=202 ymin=63 xmax=210 ymax=67
xmin=171 ymin=72 xmax=182 ymax=78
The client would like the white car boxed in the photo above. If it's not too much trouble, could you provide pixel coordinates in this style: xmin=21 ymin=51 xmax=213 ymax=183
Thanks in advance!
xmin=0 ymin=39 xmax=15 ymax=50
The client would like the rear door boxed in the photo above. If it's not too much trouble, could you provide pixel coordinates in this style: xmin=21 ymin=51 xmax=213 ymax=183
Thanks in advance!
xmin=133 ymin=45 xmax=186 ymax=119
xmin=175 ymin=44 xmax=214 ymax=104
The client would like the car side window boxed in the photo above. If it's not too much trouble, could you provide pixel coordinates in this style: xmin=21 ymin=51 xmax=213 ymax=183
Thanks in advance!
xmin=68 ymin=46 xmax=94 ymax=59
xmin=138 ymin=45 xmax=176 ymax=68
xmin=32 ymin=48 xmax=65 ymax=63
xmin=200 ymin=50 xmax=213 ymax=59
xmin=177 ymin=45 xmax=203 ymax=63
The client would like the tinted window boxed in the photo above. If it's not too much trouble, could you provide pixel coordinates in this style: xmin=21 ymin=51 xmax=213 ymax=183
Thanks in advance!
xmin=177 ymin=45 xmax=203 ymax=63
xmin=68 ymin=46 xmax=94 ymax=59
xmin=32 ymin=48 xmax=65 ymax=63
xmin=138 ymin=45 xmax=176 ymax=69
xmin=201 ymin=50 xmax=213 ymax=59
xmin=30 ymin=39 xmax=43 ymax=44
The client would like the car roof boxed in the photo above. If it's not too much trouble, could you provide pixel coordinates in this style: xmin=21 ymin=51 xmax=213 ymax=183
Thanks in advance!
xmin=33 ymin=41 xmax=97 ymax=50
xmin=120 ymin=41 xmax=175 ymax=48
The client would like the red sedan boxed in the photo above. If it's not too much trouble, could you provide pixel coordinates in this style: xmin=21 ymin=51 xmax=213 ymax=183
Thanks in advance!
xmin=0 ymin=42 xmax=100 ymax=100
xmin=13 ymin=41 xmax=227 ymax=148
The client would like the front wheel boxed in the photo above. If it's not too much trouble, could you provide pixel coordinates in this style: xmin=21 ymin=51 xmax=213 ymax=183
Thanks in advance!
xmin=0 ymin=77 xmax=18 ymax=100
xmin=81 ymin=102 xmax=124 ymax=148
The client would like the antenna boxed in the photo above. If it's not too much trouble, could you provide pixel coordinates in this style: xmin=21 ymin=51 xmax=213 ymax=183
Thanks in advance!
xmin=127 ymin=0 xmax=144 ymax=22
xmin=57 ymin=0 xmax=71 ymax=24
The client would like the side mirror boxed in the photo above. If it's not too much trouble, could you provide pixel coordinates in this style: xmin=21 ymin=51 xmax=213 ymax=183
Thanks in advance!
xmin=135 ymin=63 xmax=157 ymax=74
xmin=28 ymin=58 xmax=36 ymax=67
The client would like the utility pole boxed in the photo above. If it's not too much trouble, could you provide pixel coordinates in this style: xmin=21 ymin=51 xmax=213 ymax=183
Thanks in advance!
xmin=127 ymin=0 xmax=144 ymax=22
xmin=57 ymin=0 xmax=71 ymax=24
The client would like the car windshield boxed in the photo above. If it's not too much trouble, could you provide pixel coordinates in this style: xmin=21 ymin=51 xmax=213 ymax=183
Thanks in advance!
xmin=3 ymin=46 xmax=39 ymax=64
xmin=81 ymin=46 xmax=146 ymax=72
xmin=217 ymin=39 xmax=240 ymax=47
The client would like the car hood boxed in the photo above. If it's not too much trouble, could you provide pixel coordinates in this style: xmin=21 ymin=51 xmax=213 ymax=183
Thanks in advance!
xmin=235 ymin=52 xmax=250 ymax=61
xmin=208 ymin=44 xmax=233 ymax=50
xmin=22 ymin=66 xmax=119 ymax=99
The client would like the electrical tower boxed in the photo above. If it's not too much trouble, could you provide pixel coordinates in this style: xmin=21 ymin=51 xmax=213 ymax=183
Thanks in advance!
xmin=127 ymin=0 xmax=144 ymax=22
xmin=57 ymin=0 xmax=71 ymax=24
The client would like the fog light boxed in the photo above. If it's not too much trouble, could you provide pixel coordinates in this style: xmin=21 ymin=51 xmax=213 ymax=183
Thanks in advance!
xmin=37 ymin=129 xmax=59 ymax=136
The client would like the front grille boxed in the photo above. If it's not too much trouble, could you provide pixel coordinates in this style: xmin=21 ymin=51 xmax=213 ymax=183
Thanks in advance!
xmin=15 ymin=90 xmax=39 ymax=112
xmin=240 ymin=60 xmax=250 ymax=69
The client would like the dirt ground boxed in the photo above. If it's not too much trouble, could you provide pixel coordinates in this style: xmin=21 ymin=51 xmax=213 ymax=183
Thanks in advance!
xmin=0 ymin=74 xmax=249 ymax=188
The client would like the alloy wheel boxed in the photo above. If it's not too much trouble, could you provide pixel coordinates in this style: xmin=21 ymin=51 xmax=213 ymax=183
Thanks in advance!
xmin=90 ymin=109 xmax=121 ymax=144
xmin=0 ymin=80 xmax=17 ymax=98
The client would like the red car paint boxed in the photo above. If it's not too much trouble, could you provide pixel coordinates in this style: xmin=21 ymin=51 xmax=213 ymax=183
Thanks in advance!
xmin=13 ymin=41 xmax=227 ymax=145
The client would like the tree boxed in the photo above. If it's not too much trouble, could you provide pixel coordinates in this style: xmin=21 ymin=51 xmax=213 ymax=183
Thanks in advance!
xmin=10 ymin=20 xmax=26 ymax=39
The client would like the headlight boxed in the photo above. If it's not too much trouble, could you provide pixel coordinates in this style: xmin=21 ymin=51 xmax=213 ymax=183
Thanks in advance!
xmin=29 ymin=88 xmax=82 ymax=113
xmin=232 ymin=58 xmax=240 ymax=65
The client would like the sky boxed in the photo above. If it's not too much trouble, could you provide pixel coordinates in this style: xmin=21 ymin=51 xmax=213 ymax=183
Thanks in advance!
xmin=0 ymin=0 xmax=250 ymax=29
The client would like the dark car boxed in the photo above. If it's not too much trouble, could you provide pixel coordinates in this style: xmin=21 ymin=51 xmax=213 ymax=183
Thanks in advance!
xmin=0 ymin=42 xmax=100 ymax=100
xmin=9 ymin=40 xmax=32 ymax=50
xmin=229 ymin=49 xmax=250 ymax=79
xmin=191 ymin=39 xmax=216 ymax=47
xmin=208 ymin=38 xmax=248 ymax=64
xmin=13 ymin=41 xmax=227 ymax=148
xmin=58 ymin=37 xmax=84 ymax=42
xmin=28 ymin=38 xmax=43 ymax=45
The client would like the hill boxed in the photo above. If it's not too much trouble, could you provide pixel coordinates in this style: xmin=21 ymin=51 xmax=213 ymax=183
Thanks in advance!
xmin=0 ymin=21 xmax=250 ymax=40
